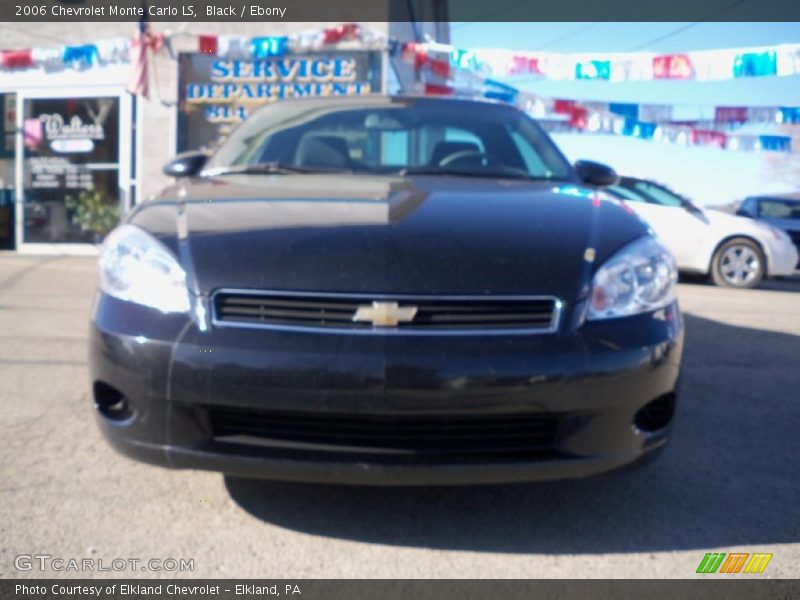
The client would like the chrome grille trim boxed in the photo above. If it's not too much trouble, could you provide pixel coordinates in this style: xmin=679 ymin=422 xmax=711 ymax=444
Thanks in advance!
xmin=211 ymin=289 xmax=563 ymax=336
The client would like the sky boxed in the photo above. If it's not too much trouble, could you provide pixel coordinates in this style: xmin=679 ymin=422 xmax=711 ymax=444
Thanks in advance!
xmin=450 ymin=22 xmax=800 ymax=205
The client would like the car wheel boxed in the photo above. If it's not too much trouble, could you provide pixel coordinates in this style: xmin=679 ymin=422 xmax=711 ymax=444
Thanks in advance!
xmin=711 ymin=237 xmax=765 ymax=288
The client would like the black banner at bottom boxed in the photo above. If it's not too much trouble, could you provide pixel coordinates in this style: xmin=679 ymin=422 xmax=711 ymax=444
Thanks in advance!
xmin=3 ymin=580 xmax=800 ymax=600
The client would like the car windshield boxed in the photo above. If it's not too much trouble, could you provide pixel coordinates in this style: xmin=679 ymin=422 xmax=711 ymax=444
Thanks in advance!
xmin=607 ymin=185 xmax=650 ymax=204
xmin=615 ymin=179 xmax=687 ymax=208
xmin=203 ymin=99 xmax=574 ymax=181
xmin=757 ymin=198 xmax=800 ymax=220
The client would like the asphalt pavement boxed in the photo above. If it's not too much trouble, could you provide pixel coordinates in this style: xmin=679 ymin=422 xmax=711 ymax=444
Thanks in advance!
xmin=1 ymin=254 xmax=798 ymax=579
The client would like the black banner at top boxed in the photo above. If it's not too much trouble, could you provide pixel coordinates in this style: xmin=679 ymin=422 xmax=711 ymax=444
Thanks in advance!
xmin=1 ymin=0 xmax=800 ymax=21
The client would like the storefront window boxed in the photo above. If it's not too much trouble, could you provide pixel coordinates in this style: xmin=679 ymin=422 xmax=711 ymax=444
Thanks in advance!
xmin=23 ymin=97 xmax=120 ymax=244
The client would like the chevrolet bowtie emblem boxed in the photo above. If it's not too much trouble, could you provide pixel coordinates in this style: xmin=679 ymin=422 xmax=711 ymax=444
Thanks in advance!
xmin=352 ymin=301 xmax=418 ymax=327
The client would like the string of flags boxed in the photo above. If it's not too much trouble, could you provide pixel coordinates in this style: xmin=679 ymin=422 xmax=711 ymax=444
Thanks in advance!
xmin=535 ymin=97 xmax=794 ymax=153
xmin=401 ymin=43 xmax=798 ymax=154
xmin=4 ymin=24 xmax=799 ymax=81
xmin=0 ymin=24 xmax=387 ymax=72
xmin=1 ymin=24 xmax=796 ymax=153
xmin=418 ymin=42 xmax=800 ymax=82
xmin=1 ymin=38 xmax=131 ymax=71
xmin=416 ymin=70 xmax=797 ymax=154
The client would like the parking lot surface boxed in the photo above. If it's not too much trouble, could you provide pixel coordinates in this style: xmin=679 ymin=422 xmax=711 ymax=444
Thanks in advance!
xmin=1 ymin=254 xmax=798 ymax=578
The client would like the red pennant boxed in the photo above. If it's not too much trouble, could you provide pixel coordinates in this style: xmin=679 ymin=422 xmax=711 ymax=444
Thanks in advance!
xmin=323 ymin=23 xmax=360 ymax=45
xmin=424 ymin=83 xmax=454 ymax=96
xmin=691 ymin=129 xmax=727 ymax=148
xmin=510 ymin=55 xmax=542 ymax=75
xmin=429 ymin=58 xmax=450 ymax=79
xmin=653 ymin=54 xmax=693 ymax=79
xmin=714 ymin=107 xmax=748 ymax=123
xmin=568 ymin=107 xmax=588 ymax=129
xmin=1 ymin=48 xmax=34 ymax=69
xmin=553 ymin=99 xmax=577 ymax=115
xmin=402 ymin=43 xmax=428 ymax=69
xmin=199 ymin=35 xmax=218 ymax=55
xmin=552 ymin=100 xmax=588 ymax=129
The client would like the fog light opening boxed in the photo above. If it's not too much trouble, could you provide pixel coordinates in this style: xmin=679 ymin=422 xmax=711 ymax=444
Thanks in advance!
xmin=634 ymin=393 xmax=676 ymax=433
xmin=93 ymin=382 xmax=133 ymax=422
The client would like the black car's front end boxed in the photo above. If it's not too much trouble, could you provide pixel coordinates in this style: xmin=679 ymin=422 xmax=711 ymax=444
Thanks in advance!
xmin=89 ymin=96 xmax=684 ymax=485
xmin=91 ymin=289 xmax=681 ymax=485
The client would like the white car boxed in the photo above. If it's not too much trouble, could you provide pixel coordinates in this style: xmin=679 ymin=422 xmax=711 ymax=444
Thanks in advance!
xmin=605 ymin=177 xmax=799 ymax=288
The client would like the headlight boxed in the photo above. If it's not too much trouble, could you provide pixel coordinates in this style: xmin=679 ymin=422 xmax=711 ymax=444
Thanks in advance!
xmin=98 ymin=224 xmax=191 ymax=313
xmin=588 ymin=236 xmax=677 ymax=320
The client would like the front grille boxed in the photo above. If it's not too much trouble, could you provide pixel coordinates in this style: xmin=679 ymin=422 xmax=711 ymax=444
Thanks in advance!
xmin=209 ymin=407 xmax=560 ymax=455
xmin=213 ymin=290 xmax=560 ymax=333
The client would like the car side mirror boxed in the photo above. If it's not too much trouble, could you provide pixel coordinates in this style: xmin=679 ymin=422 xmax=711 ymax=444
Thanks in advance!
xmin=735 ymin=208 xmax=752 ymax=218
xmin=163 ymin=151 xmax=208 ymax=178
xmin=574 ymin=160 xmax=619 ymax=187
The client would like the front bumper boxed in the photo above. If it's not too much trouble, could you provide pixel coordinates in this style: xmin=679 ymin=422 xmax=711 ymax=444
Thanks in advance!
xmin=89 ymin=294 xmax=683 ymax=485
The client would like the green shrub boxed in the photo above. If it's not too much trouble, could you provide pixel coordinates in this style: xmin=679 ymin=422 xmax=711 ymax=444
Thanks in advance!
xmin=65 ymin=191 xmax=119 ymax=237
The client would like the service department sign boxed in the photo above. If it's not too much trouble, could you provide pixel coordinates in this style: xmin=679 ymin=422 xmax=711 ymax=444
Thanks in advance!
xmin=177 ymin=51 xmax=383 ymax=152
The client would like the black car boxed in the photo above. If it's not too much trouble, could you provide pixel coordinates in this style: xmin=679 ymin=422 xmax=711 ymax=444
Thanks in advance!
xmin=90 ymin=96 xmax=683 ymax=485
xmin=737 ymin=194 xmax=800 ymax=268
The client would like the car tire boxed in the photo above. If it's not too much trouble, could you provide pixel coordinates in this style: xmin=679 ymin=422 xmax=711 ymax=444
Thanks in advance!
xmin=710 ymin=237 xmax=766 ymax=289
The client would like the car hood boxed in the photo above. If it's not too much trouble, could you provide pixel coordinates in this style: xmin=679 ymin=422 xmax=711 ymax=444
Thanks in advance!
xmin=130 ymin=174 xmax=648 ymax=302
xmin=704 ymin=208 xmax=779 ymax=236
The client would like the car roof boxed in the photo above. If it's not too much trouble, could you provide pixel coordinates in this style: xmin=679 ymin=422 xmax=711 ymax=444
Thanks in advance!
xmin=748 ymin=193 xmax=800 ymax=202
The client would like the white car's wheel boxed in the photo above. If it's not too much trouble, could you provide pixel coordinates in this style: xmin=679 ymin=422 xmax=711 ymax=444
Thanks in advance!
xmin=711 ymin=237 xmax=765 ymax=289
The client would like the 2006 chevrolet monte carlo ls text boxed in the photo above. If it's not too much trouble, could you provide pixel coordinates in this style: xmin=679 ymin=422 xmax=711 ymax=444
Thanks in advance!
xmin=90 ymin=96 xmax=683 ymax=485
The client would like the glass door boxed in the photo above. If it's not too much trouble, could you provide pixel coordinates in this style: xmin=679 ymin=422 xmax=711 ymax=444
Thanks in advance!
xmin=16 ymin=89 xmax=132 ymax=251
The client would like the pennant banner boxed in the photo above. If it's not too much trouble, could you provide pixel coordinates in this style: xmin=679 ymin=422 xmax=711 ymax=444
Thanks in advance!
xmin=3 ymin=23 xmax=799 ymax=83
xmin=455 ymin=44 xmax=800 ymax=82
xmin=402 ymin=43 xmax=797 ymax=154
xmin=0 ymin=23 xmax=794 ymax=154
xmin=0 ymin=23 xmax=388 ymax=74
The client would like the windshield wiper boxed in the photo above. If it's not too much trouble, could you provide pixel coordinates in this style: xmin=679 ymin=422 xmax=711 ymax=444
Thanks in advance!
xmin=394 ymin=166 xmax=558 ymax=181
xmin=202 ymin=162 xmax=349 ymax=176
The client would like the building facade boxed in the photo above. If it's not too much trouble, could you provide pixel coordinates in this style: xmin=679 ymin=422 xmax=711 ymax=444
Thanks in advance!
xmin=0 ymin=18 xmax=449 ymax=253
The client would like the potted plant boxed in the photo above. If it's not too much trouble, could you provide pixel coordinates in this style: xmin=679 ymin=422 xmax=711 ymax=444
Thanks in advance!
xmin=65 ymin=190 xmax=119 ymax=243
